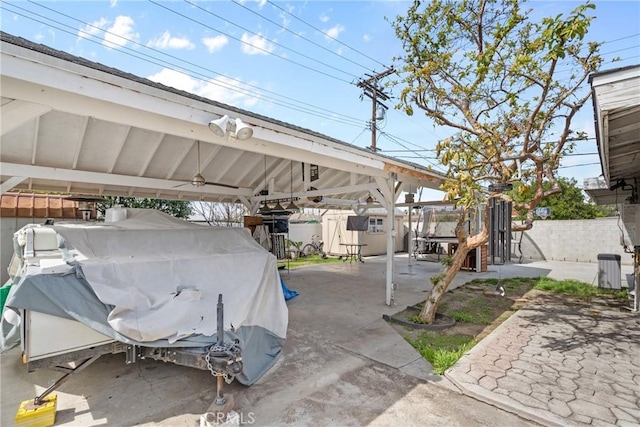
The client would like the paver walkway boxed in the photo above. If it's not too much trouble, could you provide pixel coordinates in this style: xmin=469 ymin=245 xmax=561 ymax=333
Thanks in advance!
xmin=447 ymin=304 xmax=640 ymax=427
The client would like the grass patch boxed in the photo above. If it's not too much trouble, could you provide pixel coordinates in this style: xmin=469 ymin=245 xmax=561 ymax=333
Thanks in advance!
xmin=396 ymin=277 xmax=538 ymax=375
xmin=278 ymin=254 xmax=343 ymax=270
xmin=406 ymin=332 xmax=476 ymax=375
xmin=439 ymin=278 xmax=538 ymax=326
xmin=448 ymin=311 xmax=475 ymax=323
xmin=534 ymin=277 xmax=628 ymax=302
xmin=396 ymin=276 xmax=629 ymax=377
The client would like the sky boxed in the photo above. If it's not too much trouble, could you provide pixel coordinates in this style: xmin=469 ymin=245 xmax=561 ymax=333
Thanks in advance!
xmin=1 ymin=0 xmax=639 ymax=201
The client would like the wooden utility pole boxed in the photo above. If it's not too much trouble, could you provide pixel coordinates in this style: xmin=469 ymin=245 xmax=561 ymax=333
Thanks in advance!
xmin=357 ymin=68 xmax=394 ymax=151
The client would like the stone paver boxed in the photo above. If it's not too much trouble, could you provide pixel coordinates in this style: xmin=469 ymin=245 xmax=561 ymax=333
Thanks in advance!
xmin=446 ymin=304 xmax=640 ymax=427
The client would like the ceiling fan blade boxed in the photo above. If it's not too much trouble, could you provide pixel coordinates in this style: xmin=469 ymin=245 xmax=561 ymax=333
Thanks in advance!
xmin=204 ymin=181 xmax=239 ymax=189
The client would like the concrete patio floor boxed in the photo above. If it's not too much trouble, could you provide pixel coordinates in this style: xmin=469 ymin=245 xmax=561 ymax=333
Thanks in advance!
xmin=1 ymin=255 xmax=636 ymax=426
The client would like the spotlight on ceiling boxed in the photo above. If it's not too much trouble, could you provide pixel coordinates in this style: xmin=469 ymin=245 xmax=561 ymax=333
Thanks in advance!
xmin=208 ymin=115 xmax=229 ymax=137
xmin=208 ymin=115 xmax=253 ymax=140
xmin=234 ymin=118 xmax=254 ymax=140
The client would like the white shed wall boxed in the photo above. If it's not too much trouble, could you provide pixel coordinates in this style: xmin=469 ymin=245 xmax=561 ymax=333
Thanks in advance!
xmin=321 ymin=210 xmax=404 ymax=256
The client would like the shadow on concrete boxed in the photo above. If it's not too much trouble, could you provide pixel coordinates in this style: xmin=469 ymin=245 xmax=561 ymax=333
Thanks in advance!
xmin=7 ymin=255 xmax=615 ymax=426
xmin=514 ymin=305 xmax=640 ymax=357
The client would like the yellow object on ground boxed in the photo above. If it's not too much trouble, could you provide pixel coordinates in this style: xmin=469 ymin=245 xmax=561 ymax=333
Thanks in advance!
xmin=15 ymin=394 xmax=57 ymax=427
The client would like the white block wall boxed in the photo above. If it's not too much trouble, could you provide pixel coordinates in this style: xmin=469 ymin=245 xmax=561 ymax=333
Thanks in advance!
xmin=518 ymin=217 xmax=633 ymax=265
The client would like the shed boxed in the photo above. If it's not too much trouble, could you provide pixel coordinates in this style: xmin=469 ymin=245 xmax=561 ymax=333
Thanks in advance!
xmin=323 ymin=208 xmax=405 ymax=257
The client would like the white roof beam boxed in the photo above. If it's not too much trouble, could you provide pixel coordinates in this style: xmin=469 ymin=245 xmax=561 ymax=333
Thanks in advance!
xmin=107 ymin=125 xmax=131 ymax=173
xmin=1 ymin=176 xmax=27 ymax=194
xmin=71 ymin=117 xmax=90 ymax=170
xmin=0 ymin=99 xmax=51 ymax=136
xmin=0 ymin=162 xmax=253 ymax=197
xmin=166 ymin=139 xmax=195 ymax=180
xmin=138 ymin=133 xmax=165 ymax=176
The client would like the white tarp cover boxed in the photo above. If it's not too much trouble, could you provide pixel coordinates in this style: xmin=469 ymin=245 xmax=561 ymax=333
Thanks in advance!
xmin=52 ymin=209 xmax=288 ymax=344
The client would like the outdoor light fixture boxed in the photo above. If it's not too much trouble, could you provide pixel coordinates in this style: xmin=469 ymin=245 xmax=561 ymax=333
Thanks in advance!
xmin=208 ymin=115 xmax=254 ymax=140
xmin=258 ymin=203 xmax=271 ymax=215
xmin=272 ymin=200 xmax=286 ymax=212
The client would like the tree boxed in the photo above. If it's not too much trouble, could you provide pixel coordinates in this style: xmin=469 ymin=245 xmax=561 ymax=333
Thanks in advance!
xmin=191 ymin=201 xmax=247 ymax=226
xmin=513 ymin=177 xmax=614 ymax=220
xmin=391 ymin=0 xmax=602 ymax=323
xmin=97 ymin=196 xmax=193 ymax=219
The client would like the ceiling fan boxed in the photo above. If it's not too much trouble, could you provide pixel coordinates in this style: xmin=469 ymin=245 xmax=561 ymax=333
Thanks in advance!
xmin=176 ymin=141 xmax=239 ymax=189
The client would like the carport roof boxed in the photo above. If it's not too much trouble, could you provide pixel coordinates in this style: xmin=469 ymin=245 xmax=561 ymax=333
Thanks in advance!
xmin=0 ymin=32 xmax=446 ymax=210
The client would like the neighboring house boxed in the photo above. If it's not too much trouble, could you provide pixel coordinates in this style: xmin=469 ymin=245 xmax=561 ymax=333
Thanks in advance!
xmin=322 ymin=208 xmax=405 ymax=257
xmin=0 ymin=193 xmax=85 ymax=285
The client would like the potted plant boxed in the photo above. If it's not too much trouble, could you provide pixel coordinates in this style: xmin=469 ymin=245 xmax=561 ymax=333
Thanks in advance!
xmin=285 ymin=239 xmax=303 ymax=260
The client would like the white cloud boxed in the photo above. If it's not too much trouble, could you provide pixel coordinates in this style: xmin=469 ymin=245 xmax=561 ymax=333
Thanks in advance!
xmin=363 ymin=34 xmax=372 ymax=42
xmin=78 ymin=17 xmax=108 ymax=40
xmin=148 ymin=68 xmax=198 ymax=93
xmin=278 ymin=11 xmax=291 ymax=31
xmin=323 ymin=24 xmax=344 ymax=41
xmin=202 ymin=35 xmax=228 ymax=53
xmin=103 ymin=15 xmax=138 ymax=48
xmin=147 ymin=68 xmax=259 ymax=108
xmin=240 ymin=33 xmax=275 ymax=55
xmin=319 ymin=13 xmax=330 ymax=23
xmin=148 ymin=31 xmax=195 ymax=50
xmin=238 ymin=0 xmax=266 ymax=9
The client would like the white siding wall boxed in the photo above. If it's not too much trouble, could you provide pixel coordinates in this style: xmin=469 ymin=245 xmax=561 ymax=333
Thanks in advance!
xmin=321 ymin=210 xmax=404 ymax=256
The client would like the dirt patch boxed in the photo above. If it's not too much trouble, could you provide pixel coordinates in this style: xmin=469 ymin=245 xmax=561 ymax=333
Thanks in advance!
xmin=389 ymin=277 xmax=538 ymax=342
xmin=389 ymin=277 xmax=631 ymax=346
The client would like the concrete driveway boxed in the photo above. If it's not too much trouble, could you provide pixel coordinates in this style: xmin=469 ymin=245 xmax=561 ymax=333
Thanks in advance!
xmin=1 ymin=256 xmax=635 ymax=426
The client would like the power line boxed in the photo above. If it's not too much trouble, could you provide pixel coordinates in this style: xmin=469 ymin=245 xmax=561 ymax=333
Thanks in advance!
xmin=229 ymin=0 xmax=374 ymax=73
xmin=9 ymin=2 xmax=366 ymax=128
xmin=601 ymin=44 xmax=640 ymax=57
xmin=357 ymin=68 xmax=394 ymax=151
xmin=149 ymin=0 xmax=353 ymax=84
xmin=265 ymin=0 xmax=387 ymax=69
xmin=603 ymin=33 xmax=640 ymax=44
xmin=558 ymin=162 xmax=601 ymax=169
xmin=378 ymin=131 xmax=446 ymax=172
xmin=182 ymin=0 xmax=362 ymax=81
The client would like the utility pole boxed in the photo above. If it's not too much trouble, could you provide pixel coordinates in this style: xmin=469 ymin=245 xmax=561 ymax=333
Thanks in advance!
xmin=357 ymin=67 xmax=394 ymax=152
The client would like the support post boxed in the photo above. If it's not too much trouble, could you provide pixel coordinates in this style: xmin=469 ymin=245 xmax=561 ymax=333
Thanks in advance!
xmin=634 ymin=246 xmax=639 ymax=312
xmin=408 ymin=206 xmax=412 ymax=266
xmin=385 ymin=179 xmax=396 ymax=306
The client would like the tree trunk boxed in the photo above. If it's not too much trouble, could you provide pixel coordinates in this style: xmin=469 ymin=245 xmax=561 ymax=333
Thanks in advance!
xmin=419 ymin=227 xmax=489 ymax=324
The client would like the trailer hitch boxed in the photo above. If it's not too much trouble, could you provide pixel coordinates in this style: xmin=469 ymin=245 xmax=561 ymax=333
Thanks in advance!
xmin=205 ymin=294 xmax=243 ymax=409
